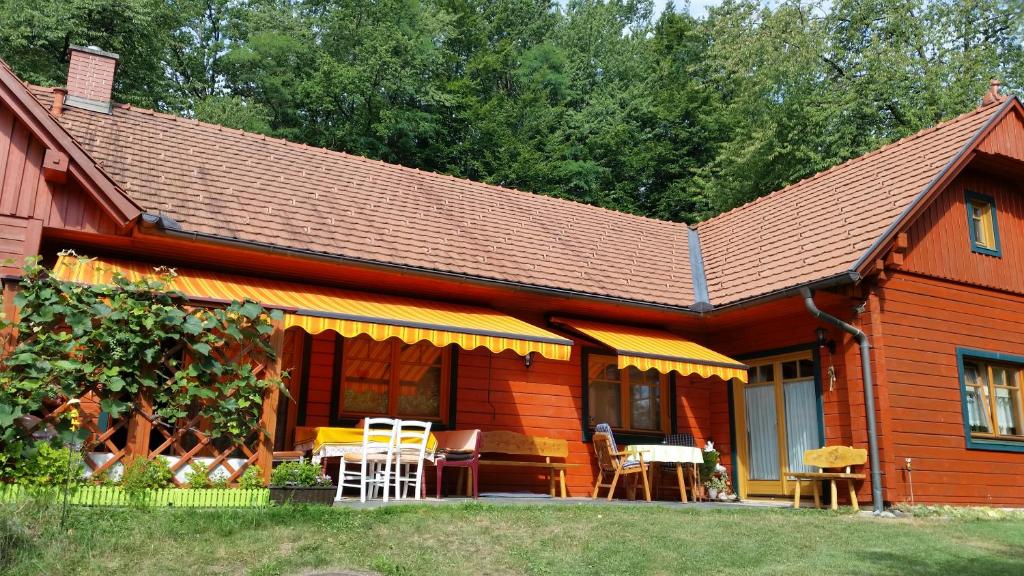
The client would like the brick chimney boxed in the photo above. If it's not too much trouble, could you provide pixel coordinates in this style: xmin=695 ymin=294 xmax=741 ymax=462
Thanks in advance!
xmin=65 ymin=45 xmax=119 ymax=114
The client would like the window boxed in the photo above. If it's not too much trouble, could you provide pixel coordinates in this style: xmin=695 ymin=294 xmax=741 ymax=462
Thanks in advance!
xmin=339 ymin=335 xmax=450 ymax=422
xmin=586 ymin=353 xmax=669 ymax=433
xmin=966 ymin=191 xmax=1000 ymax=256
xmin=962 ymin=357 xmax=1022 ymax=441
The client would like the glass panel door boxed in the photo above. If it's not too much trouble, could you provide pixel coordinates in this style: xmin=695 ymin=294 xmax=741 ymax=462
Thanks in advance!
xmin=784 ymin=378 xmax=821 ymax=474
xmin=735 ymin=353 xmax=823 ymax=498
xmin=745 ymin=385 xmax=780 ymax=480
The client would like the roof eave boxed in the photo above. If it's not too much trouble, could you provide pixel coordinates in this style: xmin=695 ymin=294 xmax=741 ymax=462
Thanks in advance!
xmin=137 ymin=214 xmax=704 ymax=315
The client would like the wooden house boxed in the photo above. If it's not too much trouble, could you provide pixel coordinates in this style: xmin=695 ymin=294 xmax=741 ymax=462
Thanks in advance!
xmin=2 ymin=48 xmax=1023 ymax=507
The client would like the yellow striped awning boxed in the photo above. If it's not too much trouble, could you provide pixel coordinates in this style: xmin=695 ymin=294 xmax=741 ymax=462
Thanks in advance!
xmin=553 ymin=318 xmax=747 ymax=382
xmin=53 ymin=255 xmax=573 ymax=361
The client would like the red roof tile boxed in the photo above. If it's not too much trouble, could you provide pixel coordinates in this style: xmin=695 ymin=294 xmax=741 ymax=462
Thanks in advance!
xmin=696 ymin=101 xmax=1006 ymax=305
xmin=29 ymin=87 xmax=695 ymax=307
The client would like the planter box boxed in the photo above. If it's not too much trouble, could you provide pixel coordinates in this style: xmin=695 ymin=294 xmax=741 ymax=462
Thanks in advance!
xmin=269 ymin=486 xmax=336 ymax=505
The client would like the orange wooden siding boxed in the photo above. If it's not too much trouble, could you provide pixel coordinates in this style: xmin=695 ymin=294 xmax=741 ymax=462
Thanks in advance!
xmin=0 ymin=101 xmax=119 ymax=274
xmin=704 ymin=299 xmax=881 ymax=504
xmin=877 ymin=272 xmax=1024 ymax=505
xmin=977 ymin=107 xmax=1024 ymax=162
xmin=904 ymin=169 xmax=1024 ymax=292
xmin=302 ymin=332 xmax=338 ymax=427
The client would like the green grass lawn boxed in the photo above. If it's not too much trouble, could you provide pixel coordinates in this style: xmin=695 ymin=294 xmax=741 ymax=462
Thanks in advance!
xmin=3 ymin=500 xmax=1023 ymax=576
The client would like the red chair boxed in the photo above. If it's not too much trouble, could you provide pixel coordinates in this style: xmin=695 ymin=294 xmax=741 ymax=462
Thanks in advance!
xmin=433 ymin=429 xmax=482 ymax=498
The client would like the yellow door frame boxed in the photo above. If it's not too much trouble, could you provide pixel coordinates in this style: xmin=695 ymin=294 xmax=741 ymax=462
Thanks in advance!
xmin=733 ymin=350 xmax=820 ymax=499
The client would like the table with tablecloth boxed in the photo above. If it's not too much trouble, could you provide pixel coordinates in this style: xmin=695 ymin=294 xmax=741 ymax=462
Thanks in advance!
xmin=626 ymin=444 xmax=704 ymax=502
xmin=294 ymin=426 xmax=439 ymax=468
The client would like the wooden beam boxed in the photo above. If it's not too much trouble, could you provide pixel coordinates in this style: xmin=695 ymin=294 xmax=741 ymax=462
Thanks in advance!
xmin=884 ymin=250 xmax=904 ymax=269
xmin=257 ymin=319 xmax=287 ymax=483
xmin=42 ymin=149 xmax=68 ymax=183
xmin=894 ymin=232 xmax=909 ymax=252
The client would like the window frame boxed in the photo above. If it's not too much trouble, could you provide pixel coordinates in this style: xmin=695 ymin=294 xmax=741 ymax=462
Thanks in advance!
xmin=965 ymin=190 xmax=1001 ymax=257
xmin=957 ymin=348 xmax=1024 ymax=453
xmin=581 ymin=348 xmax=676 ymax=443
xmin=335 ymin=335 xmax=452 ymax=425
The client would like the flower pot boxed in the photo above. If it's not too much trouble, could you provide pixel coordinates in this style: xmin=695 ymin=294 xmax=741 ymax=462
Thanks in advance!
xmin=708 ymin=488 xmax=719 ymax=500
xmin=269 ymin=486 xmax=336 ymax=505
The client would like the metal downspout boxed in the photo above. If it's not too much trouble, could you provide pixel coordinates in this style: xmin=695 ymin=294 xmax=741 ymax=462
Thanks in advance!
xmin=799 ymin=287 xmax=884 ymax=515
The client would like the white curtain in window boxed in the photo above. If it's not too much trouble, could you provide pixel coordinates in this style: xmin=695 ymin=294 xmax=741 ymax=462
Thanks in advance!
xmin=784 ymin=379 xmax=822 ymax=474
xmin=995 ymin=388 xmax=1019 ymax=435
xmin=745 ymin=385 xmax=779 ymax=480
xmin=964 ymin=363 xmax=991 ymax=432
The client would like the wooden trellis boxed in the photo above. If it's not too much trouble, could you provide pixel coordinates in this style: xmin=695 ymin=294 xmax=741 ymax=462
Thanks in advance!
xmin=26 ymin=320 xmax=288 ymax=486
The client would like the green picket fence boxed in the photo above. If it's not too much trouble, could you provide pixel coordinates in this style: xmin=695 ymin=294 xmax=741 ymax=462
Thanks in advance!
xmin=0 ymin=483 xmax=270 ymax=508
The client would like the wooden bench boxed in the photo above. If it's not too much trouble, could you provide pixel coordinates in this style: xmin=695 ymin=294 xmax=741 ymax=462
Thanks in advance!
xmin=790 ymin=446 xmax=867 ymax=511
xmin=476 ymin=431 xmax=580 ymax=498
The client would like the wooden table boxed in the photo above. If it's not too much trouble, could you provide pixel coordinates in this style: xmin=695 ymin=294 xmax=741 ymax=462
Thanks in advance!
xmin=626 ymin=444 xmax=704 ymax=503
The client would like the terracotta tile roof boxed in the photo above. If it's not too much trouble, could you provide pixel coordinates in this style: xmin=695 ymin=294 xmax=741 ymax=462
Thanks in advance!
xmin=22 ymin=80 xmax=1009 ymax=310
xmin=696 ymin=101 xmax=1006 ymax=305
xmin=28 ymin=86 xmax=695 ymax=308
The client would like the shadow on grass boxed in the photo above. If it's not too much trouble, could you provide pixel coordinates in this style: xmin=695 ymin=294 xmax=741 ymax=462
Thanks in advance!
xmin=859 ymin=549 xmax=1024 ymax=576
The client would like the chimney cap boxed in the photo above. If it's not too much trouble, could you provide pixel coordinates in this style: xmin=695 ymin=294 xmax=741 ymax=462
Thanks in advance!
xmin=982 ymin=78 xmax=1004 ymax=105
xmin=68 ymin=45 xmax=120 ymax=62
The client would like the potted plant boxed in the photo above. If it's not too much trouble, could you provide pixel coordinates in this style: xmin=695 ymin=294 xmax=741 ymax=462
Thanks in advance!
xmin=269 ymin=462 xmax=335 ymax=505
xmin=700 ymin=441 xmax=735 ymax=501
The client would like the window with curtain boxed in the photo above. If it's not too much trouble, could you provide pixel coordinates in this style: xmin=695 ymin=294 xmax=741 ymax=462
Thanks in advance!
xmin=587 ymin=353 xmax=668 ymax=433
xmin=340 ymin=335 xmax=449 ymax=422
xmin=962 ymin=359 xmax=1021 ymax=439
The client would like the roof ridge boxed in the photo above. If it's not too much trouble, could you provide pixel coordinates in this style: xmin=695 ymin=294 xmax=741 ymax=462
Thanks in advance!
xmin=28 ymin=85 xmax=691 ymax=231
xmin=697 ymin=100 xmax=1004 ymax=229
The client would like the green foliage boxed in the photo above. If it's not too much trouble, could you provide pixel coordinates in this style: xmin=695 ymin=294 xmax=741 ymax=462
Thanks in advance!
xmin=1 ymin=0 xmax=1022 ymax=218
xmin=4 ymin=443 xmax=84 ymax=487
xmin=0 ymin=254 xmax=287 ymax=479
xmin=269 ymin=462 xmax=332 ymax=487
xmin=700 ymin=448 xmax=720 ymax=483
xmin=239 ymin=465 xmax=265 ymax=490
xmin=184 ymin=461 xmax=212 ymax=489
xmin=120 ymin=457 xmax=174 ymax=492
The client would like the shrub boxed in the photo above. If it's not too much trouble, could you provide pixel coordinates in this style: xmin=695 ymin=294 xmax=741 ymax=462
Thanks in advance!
xmin=3 ymin=443 xmax=84 ymax=487
xmin=269 ymin=462 xmax=331 ymax=487
xmin=239 ymin=465 xmax=265 ymax=489
xmin=121 ymin=457 xmax=174 ymax=492
xmin=184 ymin=461 xmax=212 ymax=489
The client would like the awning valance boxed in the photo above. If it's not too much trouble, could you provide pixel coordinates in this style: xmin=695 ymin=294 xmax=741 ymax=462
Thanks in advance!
xmin=54 ymin=256 xmax=573 ymax=361
xmin=553 ymin=318 xmax=747 ymax=382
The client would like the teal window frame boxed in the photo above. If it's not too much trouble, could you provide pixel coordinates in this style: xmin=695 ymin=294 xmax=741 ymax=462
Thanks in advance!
xmin=956 ymin=348 xmax=1024 ymax=453
xmin=965 ymin=191 xmax=1001 ymax=257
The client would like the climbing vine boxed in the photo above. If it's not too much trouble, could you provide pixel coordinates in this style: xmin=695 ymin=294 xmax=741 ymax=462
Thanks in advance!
xmin=0 ymin=254 xmax=286 ymax=476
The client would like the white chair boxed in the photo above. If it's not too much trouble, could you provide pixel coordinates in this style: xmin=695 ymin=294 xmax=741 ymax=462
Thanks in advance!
xmin=336 ymin=417 xmax=398 ymax=503
xmin=392 ymin=420 xmax=432 ymax=500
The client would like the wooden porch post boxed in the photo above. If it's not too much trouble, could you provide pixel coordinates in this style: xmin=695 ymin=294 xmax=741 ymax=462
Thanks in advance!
xmin=125 ymin=391 xmax=153 ymax=461
xmin=257 ymin=319 xmax=287 ymax=483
